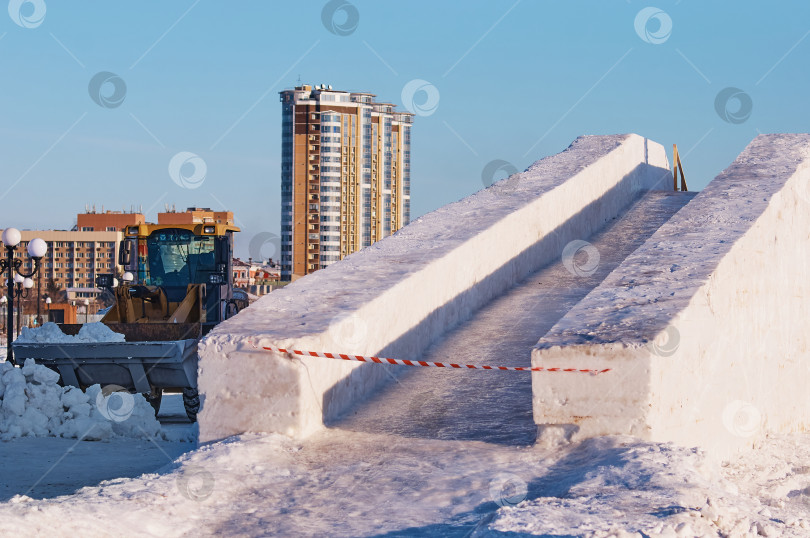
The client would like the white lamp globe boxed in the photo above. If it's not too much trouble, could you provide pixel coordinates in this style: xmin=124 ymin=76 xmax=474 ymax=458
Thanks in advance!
xmin=113 ymin=278 xmax=119 ymax=288
xmin=27 ymin=238 xmax=47 ymax=258
xmin=13 ymin=273 xmax=24 ymax=284
xmin=45 ymin=297 xmax=52 ymax=304
xmin=122 ymin=272 xmax=134 ymax=282
xmin=0 ymin=296 xmax=6 ymax=304
xmin=2 ymin=228 xmax=21 ymax=248
xmin=23 ymin=277 xmax=34 ymax=289
xmin=82 ymin=298 xmax=89 ymax=306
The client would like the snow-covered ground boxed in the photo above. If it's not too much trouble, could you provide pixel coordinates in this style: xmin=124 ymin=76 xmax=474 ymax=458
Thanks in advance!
xmin=0 ymin=394 xmax=194 ymax=501
xmin=0 ymin=426 xmax=808 ymax=536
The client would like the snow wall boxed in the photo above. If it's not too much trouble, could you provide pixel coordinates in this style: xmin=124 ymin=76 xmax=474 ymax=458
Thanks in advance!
xmin=532 ymin=134 xmax=810 ymax=458
xmin=198 ymin=134 xmax=671 ymax=442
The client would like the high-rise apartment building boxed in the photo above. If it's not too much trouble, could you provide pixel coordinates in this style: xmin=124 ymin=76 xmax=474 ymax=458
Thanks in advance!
xmin=279 ymin=84 xmax=413 ymax=280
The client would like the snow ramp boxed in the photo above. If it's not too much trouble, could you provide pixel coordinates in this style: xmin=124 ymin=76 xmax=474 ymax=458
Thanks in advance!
xmin=198 ymin=134 xmax=671 ymax=442
xmin=336 ymin=190 xmax=693 ymax=445
xmin=532 ymin=134 xmax=810 ymax=457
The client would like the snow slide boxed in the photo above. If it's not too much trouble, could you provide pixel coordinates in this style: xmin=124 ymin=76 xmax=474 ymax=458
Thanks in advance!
xmin=532 ymin=133 xmax=810 ymax=457
xmin=337 ymin=190 xmax=693 ymax=445
xmin=199 ymin=134 xmax=671 ymax=441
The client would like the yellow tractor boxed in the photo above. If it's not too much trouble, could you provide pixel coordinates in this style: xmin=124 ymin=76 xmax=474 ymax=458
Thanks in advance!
xmin=14 ymin=223 xmax=245 ymax=421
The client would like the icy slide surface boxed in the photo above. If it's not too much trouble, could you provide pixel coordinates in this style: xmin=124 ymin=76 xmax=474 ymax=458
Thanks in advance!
xmin=199 ymin=134 xmax=671 ymax=441
xmin=338 ymin=190 xmax=694 ymax=445
xmin=532 ymin=133 xmax=810 ymax=457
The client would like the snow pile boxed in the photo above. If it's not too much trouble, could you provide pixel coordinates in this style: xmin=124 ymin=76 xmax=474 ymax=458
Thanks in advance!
xmin=17 ymin=322 xmax=125 ymax=343
xmin=0 ymin=359 xmax=160 ymax=441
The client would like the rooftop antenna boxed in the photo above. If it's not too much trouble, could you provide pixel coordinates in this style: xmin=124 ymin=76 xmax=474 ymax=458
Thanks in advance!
xmin=297 ymin=74 xmax=302 ymax=85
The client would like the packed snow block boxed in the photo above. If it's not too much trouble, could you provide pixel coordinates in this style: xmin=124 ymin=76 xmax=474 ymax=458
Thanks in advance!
xmin=198 ymin=134 xmax=671 ymax=442
xmin=532 ymin=134 xmax=810 ymax=457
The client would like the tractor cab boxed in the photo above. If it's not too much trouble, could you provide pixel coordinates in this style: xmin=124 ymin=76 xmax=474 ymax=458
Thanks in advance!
xmin=112 ymin=223 xmax=240 ymax=333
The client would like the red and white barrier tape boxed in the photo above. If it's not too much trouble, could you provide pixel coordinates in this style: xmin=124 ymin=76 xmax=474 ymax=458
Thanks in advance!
xmin=255 ymin=344 xmax=610 ymax=375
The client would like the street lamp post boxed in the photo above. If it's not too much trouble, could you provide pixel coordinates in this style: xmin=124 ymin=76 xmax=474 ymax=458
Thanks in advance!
xmin=83 ymin=298 xmax=90 ymax=323
xmin=14 ymin=275 xmax=33 ymax=338
xmin=36 ymin=266 xmax=42 ymax=327
xmin=0 ymin=296 xmax=6 ymax=335
xmin=1 ymin=229 xmax=47 ymax=366
xmin=45 ymin=296 xmax=52 ymax=323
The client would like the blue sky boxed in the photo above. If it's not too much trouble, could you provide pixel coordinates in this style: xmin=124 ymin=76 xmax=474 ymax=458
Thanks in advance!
xmin=1 ymin=1 xmax=808 ymax=259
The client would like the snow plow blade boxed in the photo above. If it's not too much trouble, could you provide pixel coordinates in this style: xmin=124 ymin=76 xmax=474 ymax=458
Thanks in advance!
xmin=12 ymin=323 xmax=201 ymax=394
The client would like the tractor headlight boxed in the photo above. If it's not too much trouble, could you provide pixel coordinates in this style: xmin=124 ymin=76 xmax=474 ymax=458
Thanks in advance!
xmin=208 ymin=273 xmax=226 ymax=285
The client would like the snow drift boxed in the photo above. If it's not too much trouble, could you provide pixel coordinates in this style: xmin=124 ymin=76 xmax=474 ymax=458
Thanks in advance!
xmin=532 ymin=133 xmax=810 ymax=458
xmin=198 ymin=134 xmax=671 ymax=442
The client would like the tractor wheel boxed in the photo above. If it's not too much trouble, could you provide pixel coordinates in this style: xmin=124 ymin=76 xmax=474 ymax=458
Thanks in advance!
xmin=146 ymin=387 xmax=163 ymax=417
xmin=183 ymin=388 xmax=200 ymax=422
